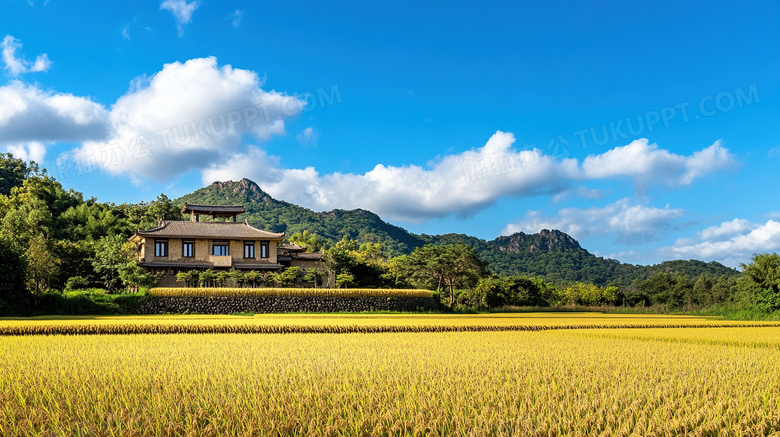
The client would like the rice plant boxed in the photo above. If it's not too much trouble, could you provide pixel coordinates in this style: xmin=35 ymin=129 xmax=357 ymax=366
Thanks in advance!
xmin=1 ymin=325 xmax=779 ymax=436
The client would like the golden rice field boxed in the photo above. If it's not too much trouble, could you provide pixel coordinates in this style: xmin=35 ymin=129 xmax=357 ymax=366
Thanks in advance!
xmin=1 ymin=312 xmax=776 ymax=336
xmin=1 ymin=314 xmax=780 ymax=436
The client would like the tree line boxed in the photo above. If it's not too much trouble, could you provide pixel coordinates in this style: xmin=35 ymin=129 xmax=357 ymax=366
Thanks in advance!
xmin=304 ymin=233 xmax=780 ymax=315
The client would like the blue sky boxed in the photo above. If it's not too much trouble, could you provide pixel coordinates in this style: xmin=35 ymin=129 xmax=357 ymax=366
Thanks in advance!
xmin=1 ymin=0 xmax=778 ymax=267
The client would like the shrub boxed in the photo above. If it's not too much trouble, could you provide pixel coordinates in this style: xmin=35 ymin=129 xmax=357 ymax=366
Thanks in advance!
xmin=65 ymin=276 xmax=90 ymax=291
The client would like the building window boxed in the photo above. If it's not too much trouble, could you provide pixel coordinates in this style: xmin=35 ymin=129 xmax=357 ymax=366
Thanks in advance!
xmin=154 ymin=239 xmax=168 ymax=257
xmin=212 ymin=241 xmax=230 ymax=256
xmin=260 ymin=241 xmax=269 ymax=259
xmin=183 ymin=241 xmax=194 ymax=258
xmin=244 ymin=241 xmax=255 ymax=259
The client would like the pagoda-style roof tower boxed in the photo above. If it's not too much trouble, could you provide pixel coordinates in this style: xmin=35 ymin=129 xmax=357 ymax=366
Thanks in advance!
xmin=181 ymin=203 xmax=246 ymax=222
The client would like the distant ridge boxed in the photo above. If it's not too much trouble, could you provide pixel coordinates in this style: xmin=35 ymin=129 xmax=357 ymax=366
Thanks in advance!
xmin=178 ymin=179 xmax=738 ymax=285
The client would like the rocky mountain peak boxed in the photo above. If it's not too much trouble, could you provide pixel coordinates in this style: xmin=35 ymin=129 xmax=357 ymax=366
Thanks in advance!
xmin=209 ymin=178 xmax=273 ymax=203
xmin=493 ymin=229 xmax=581 ymax=253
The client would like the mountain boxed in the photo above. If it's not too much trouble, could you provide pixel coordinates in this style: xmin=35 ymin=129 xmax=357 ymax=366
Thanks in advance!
xmin=177 ymin=179 xmax=738 ymax=285
xmin=177 ymin=179 xmax=424 ymax=256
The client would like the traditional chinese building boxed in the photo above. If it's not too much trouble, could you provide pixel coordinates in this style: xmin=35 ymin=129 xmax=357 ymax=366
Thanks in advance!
xmin=129 ymin=203 xmax=324 ymax=286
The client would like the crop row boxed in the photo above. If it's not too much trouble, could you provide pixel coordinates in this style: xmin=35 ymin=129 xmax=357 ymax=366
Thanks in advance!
xmin=149 ymin=287 xmax=433 ymax=298
xmin=1 ymin=322 xmax=776 ymax=336
xmin=2 ymin=329 xmax=780 ymax=436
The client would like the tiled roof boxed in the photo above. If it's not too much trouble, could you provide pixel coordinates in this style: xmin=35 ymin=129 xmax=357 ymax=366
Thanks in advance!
xmin=290 ymin=252 xmax=324 ymax=260
xmin=181 ymin=203 xmax=246 ymax=215
xmin=279 ymin=243 xmax=306 ymax=253
xmin=135 ymin=220 xmax=284 ymax=239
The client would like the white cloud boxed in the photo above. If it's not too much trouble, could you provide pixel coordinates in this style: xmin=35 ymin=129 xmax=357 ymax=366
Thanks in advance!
xmin=551 ymin=186 xmax=603 ymax=203
xmin=296 ymin=127 xmax=318 ymax=145
xmin=697 ymin=218 xmax=758 ymax=242
xmin=203 ymin=131 xmax=583 ymax=221
xmin=2 ymin=35 xmax=52 ymax=76
xmin=160 ymin=0 xmax=200 ymax=36
xmin=75 ymin=57 xmax=303 ymax=182
xmin=230 ymin=10 xmax=243 ymax=28
xmin=5 ymin=141 xmax=46 ymax=163
xmin=768 ymin=146 xmax=780 ymax=158
xmin=203 ymin=132 xmax=734 ymax=223
xmin=0 ymin=81 xmax=109 ymax=143
xmin=664 ymin=219 xmax=780 ymax=267
xmin=501 ymin=198 xmax=685 ymax=244
xmin=582 ymin=138 xmax=736 ymax=190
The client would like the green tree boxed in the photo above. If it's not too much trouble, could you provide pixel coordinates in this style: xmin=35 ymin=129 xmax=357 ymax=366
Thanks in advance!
xmin=175 ymin=270 xmax=200 ymax=288
xmin=244 ymin=270 xmax=260 ymax=288
xmin=289 ymin=230 xmax=324 ymax=252
xmin=0 ymin=153 xmax=40 ymax=196
xmin=303 ymin=269 xmax=324 ymax=288
xmin=259 ymin=271 xmax=275 ymax=287
xmin=321 ymin=236 xmax=381 ymax=287
xmin=145 ymin=194 xmax=182 ymax=225
xmin=229 ymin=269 xmax=245 ymax=288
xmin=57 ymin=202 xmax=124 ymax=241
xmin=119 ymin=260 xmax=158 ymax=292
xmin=277 ymin=267 xmax=300 ymax=287
xmin=215 ymin=271 xmax=230 ymax=287
xmin=382 ymin=255 xmax=411 ymax=288
xmin=336 ymin=272 xmax=355 ymax=289
xmin=91 ymin=235 xmax=134 ymax=293
xmin=25 ymin=234 xmax=60 ymax=295
xmin=0 ymin=235 xmax=27 ymax=296
xmin=199 ymin=269 xmax=216 ymax=288
xmin=407 ymin=244 xmax=488 ymax=307
xmin=52 ymin=240 xmax=98 ymax=291
xmin=740 ymin=253 xmax=780 ymax=312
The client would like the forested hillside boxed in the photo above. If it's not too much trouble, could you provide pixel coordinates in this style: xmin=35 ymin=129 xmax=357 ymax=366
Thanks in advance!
xmin=179 ymin=179 xmax=738 ymax=285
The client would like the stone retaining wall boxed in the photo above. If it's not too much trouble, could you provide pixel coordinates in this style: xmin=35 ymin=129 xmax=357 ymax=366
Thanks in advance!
xmin=130 ymin=296 xmax=439 ymax=314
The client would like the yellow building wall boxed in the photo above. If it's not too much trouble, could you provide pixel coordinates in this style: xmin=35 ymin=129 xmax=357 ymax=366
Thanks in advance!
xmin=229 ymin=240 xmax=243 ymax=261
xmin=195 ymin=239 xmax=209 ymax=259
xmin=141 ymin=237 xmax=280 ymax=265
xmin=168 ymin=238 xmax=183 ymax=260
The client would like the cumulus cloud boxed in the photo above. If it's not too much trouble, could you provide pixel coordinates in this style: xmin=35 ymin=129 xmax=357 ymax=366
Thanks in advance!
xmin=663 ymin=219 xmax=780 ymax=267
xmin=5 ymin=141 xmax=46 ymax=163
xmin=74 ymin=57 xmax=303 ymax=182
xmin=501 ymin=198 xmax=686 ymax=244
xmin=2 ymin=35 xmax=51 ymax=76
xmin=697 ymin=218 xmax=758 ymax=242
xmin=296 ymin=127 xmax=318 ymax=145
xmin=203 ymin=131 xmax=583 ymax=221
xmin=203 ymin=132 xmax=735 ymax=223
xmin=160 ymin=0 xmax=200 ymax=36
xmin=0 ymin=81 xmax=109 ymax=143
xmin=582 ymin=138 xmax=737 ymax=190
